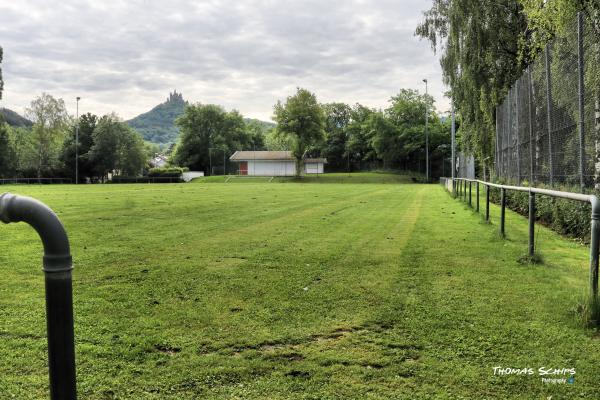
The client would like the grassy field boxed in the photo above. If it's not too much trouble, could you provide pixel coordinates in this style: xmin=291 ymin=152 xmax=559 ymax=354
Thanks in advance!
xmin=1 ymin=175 xmax=599 ymax=398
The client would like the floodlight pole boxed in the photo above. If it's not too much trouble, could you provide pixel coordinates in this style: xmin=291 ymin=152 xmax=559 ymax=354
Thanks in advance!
xmin=75 ymin=97 xmax=80 ymax=184
xmin=0 ymin=193 xmax=76 ymax=399
xmin=423 ymin=79 xmax=429 ymax=183
xmin=451 ymin=102 xmax=456 ymax=195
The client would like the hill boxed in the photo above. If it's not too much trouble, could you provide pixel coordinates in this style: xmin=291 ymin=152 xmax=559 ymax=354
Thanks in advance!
xmin=127 ymin=92 xmax=276 ymax=144
xmin=244 ymin=118 xmax=275 ymax=131
xmin=0 ymin=107 xmax=33 ymax=128
xmin=127 ymin=91 xmax=187 ymax=144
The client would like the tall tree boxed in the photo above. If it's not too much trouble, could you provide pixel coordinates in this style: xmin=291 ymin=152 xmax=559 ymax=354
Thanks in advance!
xmin=173 ymin=104 xmax=257 ymax=174
xmin=60 ymin=113 xmax=98 ymax=182
xmin=273 ymin=88 xmax=325 ymax=176
xmin=346 ymin=103 xmax=377 ymax=169
xmin=89 ymin=114 xmax=145 ymax=180
xmin=25 ymin=93 xmax=69 ymax=177
xmin=416 ymin=0 xmax=530 ymax=169
xmin=322 ymin=102 xmax=352 ymax=171
xmin=0 ymin=121 xmax=16 ymax=177
xmin=0 ymin=46 xmax=3 ymax=100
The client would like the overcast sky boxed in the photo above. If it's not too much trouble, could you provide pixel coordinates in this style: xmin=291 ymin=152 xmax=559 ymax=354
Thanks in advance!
xmin=0 ymin=0 xmax=447 ymax=122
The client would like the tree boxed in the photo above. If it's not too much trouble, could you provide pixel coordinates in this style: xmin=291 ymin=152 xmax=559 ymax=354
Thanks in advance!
xmin=0 ymin=121 xmax=16 ymax=177
xmin=273 ymin=88 xmax=325 ymax=176
xmin=416 ymin=0 xmax=530 ymax=170
xmin=346 ymin=103 xmax=377 ymax=169
xmin=60 ymin=113 xmax=98 ymax=182
xmin=0 ymin=46 xmax=3 ymax=100
xmin=25 ymin=93 xmax=69 ymax=177
xmin=89 ymin=114 xmax=145 ymax=180
xmin=173 ymin=104 xmax=256 ymax=174
xmin=265 ymin=128 xmax=292 ymax=151
xmin=322 ymin=103 xmax=352 ymax=171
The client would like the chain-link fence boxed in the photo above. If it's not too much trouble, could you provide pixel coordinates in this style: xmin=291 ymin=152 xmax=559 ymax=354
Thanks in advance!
xmin=495 ymin=12 xmax=600 ymax=191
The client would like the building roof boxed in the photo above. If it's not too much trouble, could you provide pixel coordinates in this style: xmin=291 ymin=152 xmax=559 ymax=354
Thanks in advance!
xmin=229 ymin=151 xmax=326 ymax=163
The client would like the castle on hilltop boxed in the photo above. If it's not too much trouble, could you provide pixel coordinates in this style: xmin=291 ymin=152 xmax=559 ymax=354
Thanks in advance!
xmin=167 ymin=90 xmax=184 ymax=103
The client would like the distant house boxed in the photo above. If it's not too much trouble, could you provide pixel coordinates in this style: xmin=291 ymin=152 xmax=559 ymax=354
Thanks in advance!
xmin=150 ymin=154 xmax=169 ymax=168
xmin=229 ymin=151 xmax=326 ymax=176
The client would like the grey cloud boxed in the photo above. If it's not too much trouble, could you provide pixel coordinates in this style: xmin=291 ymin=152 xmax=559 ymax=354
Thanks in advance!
xmin=0 ymin=0 xmax=447 ymax=121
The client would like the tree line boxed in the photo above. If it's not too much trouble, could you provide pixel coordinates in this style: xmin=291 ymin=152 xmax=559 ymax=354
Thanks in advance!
xmin=0 ymin=93 xmax=148 ymax=182
xmin=416 ymin=0 xmax=600 ymax=174
xmin=174 ymin=87 xmax=453 ymax=177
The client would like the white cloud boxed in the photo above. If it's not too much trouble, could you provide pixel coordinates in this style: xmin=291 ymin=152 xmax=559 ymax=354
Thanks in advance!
xmin=0 ymin=0 xmax=448 ymax=121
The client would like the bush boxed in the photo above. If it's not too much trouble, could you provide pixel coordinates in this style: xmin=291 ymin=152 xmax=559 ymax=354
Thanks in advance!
xmin=148 ymin=167 xmax=187 ymax=178
xmin=111 ymin=176 xmax=182 ymax=183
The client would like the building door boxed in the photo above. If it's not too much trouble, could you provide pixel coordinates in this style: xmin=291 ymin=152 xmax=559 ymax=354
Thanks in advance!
xmin=239 ymin=161 xmax=248 ymax=175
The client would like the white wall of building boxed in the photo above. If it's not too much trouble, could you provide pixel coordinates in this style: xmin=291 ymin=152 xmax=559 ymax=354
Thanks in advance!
xmin=243 ymin=160 xmax=324 ymax=176
xmin=304 ymin=162 xmax=324 ymax=174
xmin=247 ymin=160 xmax=296 ymax=176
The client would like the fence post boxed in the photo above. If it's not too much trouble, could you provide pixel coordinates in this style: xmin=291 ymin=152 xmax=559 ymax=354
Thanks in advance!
xmin=529 ymin=191 xmax=535 ymax=257
xmin=469 ymin=181 xmax=472 ymax=207
xmin=590 ymin=197 xmax=600 ymax=301
xmin=515 ymin=81 xmax=521 ymax=183
xmin=500 ymin=188 xmax=506 ymax=237
xmin=476 ymin=181 xmax=480 ymax=212
xmin=578 ymin=11 xmax=586 ymax=192
xmin=545 ymin=43 xmax=554 ymax=186
xmin=528 ymin=66 xmax=535 ymax=184
xmin=485 ymin=185 xmax=490 ymax=222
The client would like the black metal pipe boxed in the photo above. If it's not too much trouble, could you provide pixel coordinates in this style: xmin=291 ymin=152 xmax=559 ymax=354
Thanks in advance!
xmin=485 ymin=184 xmax=490 ymax=221
xmin=590 ymin=196 xmax=600 ymax=301
xmin=476 ymin=182 xmax=480 ymax=212
xmin=469 ymin=181 xmax=472 ymax=207
xmin=500 ymin=188 xmax=506 ymax=237
xmin=0 ymin=193 xmax=76 ymax=400
xmin=529 ymin=192 xmax=535 ymax=257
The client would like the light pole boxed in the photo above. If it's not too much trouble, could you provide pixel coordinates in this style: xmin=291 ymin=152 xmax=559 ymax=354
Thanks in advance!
xmin=451 ymin=101 xmax=456 ymax=182
xmin=75 ymin=97 xmax=80 ymax=184
xmin=423 ymin=79 xmax=429 ymax=182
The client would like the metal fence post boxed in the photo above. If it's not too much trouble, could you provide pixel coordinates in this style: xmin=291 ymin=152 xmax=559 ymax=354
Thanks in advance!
xmin=590 ymin=197 xmax=600 ymax=301
xmin=515 ymin=82 xmax=521 ymax=183
xmin=527 ymin=66 xmax=535 ymax=184
xmin=0 ymin=193 xmax=76 ymax=400
xmin=529 ymin=191 xmax=535 ymax=257
xmin=469 ymin=181 xmax=472 ymax=207
xmin=485 ymin=184 xmax=490 ymax=221
xmin=476 ymin=181 xmax=480 ymax=212
xmin=545 ymin=43 xmax=554 ymax=186
xmin=500 ymin=188 xmax=506 ymax=237
xmin=578 ymin=11 xmax=586 ymax=192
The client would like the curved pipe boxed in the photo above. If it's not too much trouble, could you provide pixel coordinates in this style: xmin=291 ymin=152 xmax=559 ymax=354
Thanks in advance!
xmin=0 ymin=193 xmax=72 ymax=272
xmin=0 ymin=192 xmax=76 ymax=399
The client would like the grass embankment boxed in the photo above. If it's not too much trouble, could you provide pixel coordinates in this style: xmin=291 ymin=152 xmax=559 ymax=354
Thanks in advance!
xmin=0 ymin=176 xmax=598 ymax=398
xmin=194 ymin=171 xmax=421 ymax=184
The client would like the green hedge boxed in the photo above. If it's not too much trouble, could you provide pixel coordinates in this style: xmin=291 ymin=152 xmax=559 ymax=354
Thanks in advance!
xmin=111 ymin=176 xmax=182 ymax=183
xmin=148 ymin=167 xmax=188 ymax=178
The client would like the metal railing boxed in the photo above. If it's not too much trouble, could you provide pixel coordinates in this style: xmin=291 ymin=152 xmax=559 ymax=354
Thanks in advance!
xmin=440 ymin=177 xmax=599 ymax=301
xmin=0 ymin=193 xmax=76 ymax=399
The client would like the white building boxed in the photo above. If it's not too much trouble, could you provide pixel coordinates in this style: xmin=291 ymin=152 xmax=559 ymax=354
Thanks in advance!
xmin=229 ymin=151 xmax=326 ymax=176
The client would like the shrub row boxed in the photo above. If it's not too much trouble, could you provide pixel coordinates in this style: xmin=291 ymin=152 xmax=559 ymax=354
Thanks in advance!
xmin=148 ymin=167 xmax=188 ymax=178
xmin=111 ymin=176 xmax=182 ymax=183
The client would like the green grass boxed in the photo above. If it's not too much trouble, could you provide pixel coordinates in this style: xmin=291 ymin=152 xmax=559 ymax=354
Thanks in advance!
xmin=0 ymin=176 xmax=599 ymax=398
